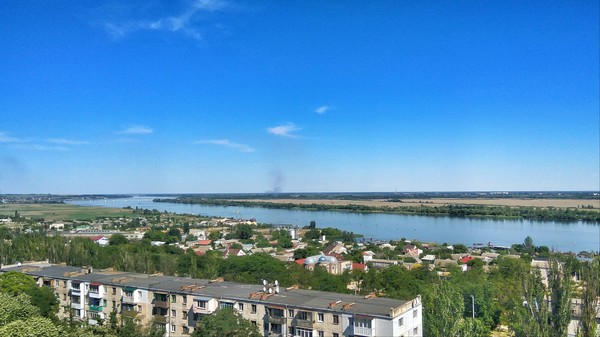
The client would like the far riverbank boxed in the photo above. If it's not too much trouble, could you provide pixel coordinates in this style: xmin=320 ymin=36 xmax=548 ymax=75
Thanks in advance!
xmin=70 ymin=197 xmax=600 ymax=252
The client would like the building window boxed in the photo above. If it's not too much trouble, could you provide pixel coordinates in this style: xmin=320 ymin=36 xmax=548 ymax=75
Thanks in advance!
xmin=170 ymin=324 xmax=176 ymax=333
xmin=296 ymin=328 xmax=313 ymax=337
xmin=171 ymin=294 xmax=177 ymax=303
xmin=413 ymin=327 xmax=418 ymax=335
xmin=288 ymin=309 xmax=294 ymax=317
xmin=318 ymin=331 xmax=324 ymax=337
xmin=171 ymin=309 xmax=176 ymax=317
xmin=413 ymin=309 xmax=418 ymax=318
xmin=298 ymin=311 xmax=311 ymax=321
xmin=317 ymin=313 xmax=324 ymax=322
xmin=333 ymin=314 xmax=339 ymax=325
xmin=269 ymin=308 xmax=284 ymax=318
xmin=238 ymin=303 xmax=244 ymax=311
xmin=196 ymin=300 xmax=207 ymax=308
xmin=182 ymin=326 xmax=189 ymax=335
xmin=137 ymin=305 xmax=142 ymax=312
xmin=333 ymin=334 xmax=339 ymax=337
xmin=251 ymin=304 xmax=257 ymax=314
xmin=398 ymin=317 xmax=403 ymax=326
xmin=289 ymin=327 xmax=295 ymax=335
xmin=219 ymin=302 xmax=234 ymax=309
xmin=182 ymin=296 xmax=187 ymax=305
xmin=251 ymin=321 xmax=257 ymax=326
xmin=112 ymin=287 xmax=116 ymax=295
xmin=354 ymin=318 xmax=371 ymax=329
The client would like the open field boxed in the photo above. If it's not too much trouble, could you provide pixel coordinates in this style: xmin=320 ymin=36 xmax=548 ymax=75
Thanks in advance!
xmin=0 ymin=203 xmax=136 ymax=221
xmin=231 ymin=198 xmax=600 ymax=210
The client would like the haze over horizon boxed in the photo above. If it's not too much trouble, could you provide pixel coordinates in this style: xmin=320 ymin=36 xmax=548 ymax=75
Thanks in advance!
xmin=1 ymin=1 xmax=598 ymax=194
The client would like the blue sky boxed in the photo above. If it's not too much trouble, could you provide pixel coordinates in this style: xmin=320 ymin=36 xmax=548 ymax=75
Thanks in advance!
xmin=0 ymin=0 xmax=598 ymax=194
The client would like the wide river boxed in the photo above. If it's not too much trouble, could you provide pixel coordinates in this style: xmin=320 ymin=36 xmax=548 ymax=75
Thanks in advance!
xmin=69 ymin=197 xmax=600 ymax=252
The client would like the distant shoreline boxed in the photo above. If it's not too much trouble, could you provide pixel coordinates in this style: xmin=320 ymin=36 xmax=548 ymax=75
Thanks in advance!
xmin=154 ymin=197 xmax=600 ymax=222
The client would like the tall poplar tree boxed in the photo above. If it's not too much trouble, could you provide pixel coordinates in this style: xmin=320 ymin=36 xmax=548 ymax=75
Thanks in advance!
xmin=424 ymin=281 xmax=464 ymax=337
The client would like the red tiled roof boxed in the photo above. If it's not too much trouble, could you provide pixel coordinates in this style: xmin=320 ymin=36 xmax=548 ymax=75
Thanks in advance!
xmin=295 ymin=259 xmax=305 ymax=265
xmin=460 ymin=256 xmax=474 ymax=263
xmin=197 ymin=240 xmax=212 ymax=245
xmin=353 ymin=263 xmax=367 ymax=271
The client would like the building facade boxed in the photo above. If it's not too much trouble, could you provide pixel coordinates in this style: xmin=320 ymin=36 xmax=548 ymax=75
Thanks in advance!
xmin=1 ymin=262 xmax=422 ymax=337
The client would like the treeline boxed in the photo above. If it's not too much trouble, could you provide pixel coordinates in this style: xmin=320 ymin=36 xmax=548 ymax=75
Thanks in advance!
xmin=171 ymin=191 xmax=600 ymax=200
xmin=155 ymin=197 xmax=600 ymax=222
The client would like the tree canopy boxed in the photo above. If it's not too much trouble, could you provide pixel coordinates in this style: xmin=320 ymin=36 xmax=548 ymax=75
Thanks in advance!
xmin=191 ymin=308 xmax=261 ymax=337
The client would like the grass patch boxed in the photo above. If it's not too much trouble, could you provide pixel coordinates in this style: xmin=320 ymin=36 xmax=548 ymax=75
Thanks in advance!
xmin=0 ymin=204 xmax=136 ymax=221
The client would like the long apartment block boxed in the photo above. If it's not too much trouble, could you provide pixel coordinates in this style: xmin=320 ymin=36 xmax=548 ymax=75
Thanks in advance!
xmin=0 ymin=262 xmax=423 ymax=337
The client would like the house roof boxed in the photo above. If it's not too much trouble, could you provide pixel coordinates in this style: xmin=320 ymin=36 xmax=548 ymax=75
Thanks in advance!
xmin=352 ymin=263 xmax=367 ymax=271
xmin=459 ymin=256 xmax=474 ymax=263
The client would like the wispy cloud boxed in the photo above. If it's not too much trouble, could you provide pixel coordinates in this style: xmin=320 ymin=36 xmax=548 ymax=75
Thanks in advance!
xmin=315 ymin=105 xmax=331 ymax=114
xmin=0 ymin=131 xmax=25 ymax=143
xmin=196 ymin=139 xmax=255 ymax=153
xmin=12 ymin=144 xmax=69 ymax=152
xmin=104 ymin=0 xmax=228 ymax=39
xmin=117 ymin=125 xmax=154 ymax=135
xmin=267 ymin=123 xmax=301 ymax=138
xmin=47 ymin=138 xmax=89 ymax=145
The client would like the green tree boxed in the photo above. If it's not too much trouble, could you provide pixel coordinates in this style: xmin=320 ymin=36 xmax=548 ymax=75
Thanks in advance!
xmin=0 ymin=271 xmax=59 ymax=318
xmin=456 ymin=318 xmax=490 ymax=337
xmin=548 ymin=259 xmax=571 ymax=337
xmin=234 ymin=225 xmax=253 ymax=240
xmin=303 ymin=228 xmax=321 ymax=240
xmin=0 ymin=316 xmax=63 ymax=337
xmin=579 ymin=260 xmax=599 ymax=337
xmin=510 ymin=269 xmax=550 ymax=337
xmin=0 ymin=292 xmax=39 ymax=325
xmin=524 ymin=236 xmax=535 ymax=256
xmin=424 ymin=281 xmax=464 ymax=337
xmin=109 ymin=234 xmax=129 ymax=245
xmin=191 ymin=308 xmax=261 ymax=337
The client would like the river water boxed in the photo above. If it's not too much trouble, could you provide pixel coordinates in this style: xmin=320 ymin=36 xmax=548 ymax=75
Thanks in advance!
xmin=69 ymin=197 xmax=600 ymax=252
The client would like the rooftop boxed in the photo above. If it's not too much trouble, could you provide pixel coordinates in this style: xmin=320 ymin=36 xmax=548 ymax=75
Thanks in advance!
xmin=1 ymin=262 xmax=413 ymax=318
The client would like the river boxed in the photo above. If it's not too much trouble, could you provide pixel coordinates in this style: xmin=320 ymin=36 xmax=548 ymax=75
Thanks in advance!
xmin=69 ymin=197 xmax=600 ymax=252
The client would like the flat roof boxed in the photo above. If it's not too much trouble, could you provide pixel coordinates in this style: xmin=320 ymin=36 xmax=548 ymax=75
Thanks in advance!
xmin=1 ymin=263 xmax=413 ymax=318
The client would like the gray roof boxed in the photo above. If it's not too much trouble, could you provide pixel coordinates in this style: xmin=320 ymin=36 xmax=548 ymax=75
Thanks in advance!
xmin=1 ymin=263 xmax=410 ymax=318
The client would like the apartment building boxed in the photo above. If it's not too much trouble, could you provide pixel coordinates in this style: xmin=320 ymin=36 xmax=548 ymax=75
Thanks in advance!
xmin=1 ymin=262 xmax=423 ymax=337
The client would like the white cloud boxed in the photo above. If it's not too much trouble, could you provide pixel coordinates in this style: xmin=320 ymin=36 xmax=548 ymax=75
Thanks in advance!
xmin=196 ymin=139 xmax=255 ymax=153
xmin=315 ymin=105 xmax=331 ymax=114
xmin=267 ymin=123 xmax=301 ymax=138
xmin=47 ymin=138 xmax=89 ymax=145
xmin=104 ymin=0 xmax=228 ymax=39
xmin=117 ymin=125 xmax=154 ymax=135
xmin=0 ymin=131 xmax=24 ymax=143
xmin=12 ymin=144 xmax=68 ymax=152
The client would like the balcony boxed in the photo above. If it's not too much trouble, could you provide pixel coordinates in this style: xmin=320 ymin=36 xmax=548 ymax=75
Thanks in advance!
xmin=292 ymin=318 xmax=314 ymax=329
xmin=268 ymin=316 xmax=286 ymax=325
xmin=88 ymin=291 xmax=103 ymax=299
xmin=122 ymin=294 xmax=135 ymax=304
xmin=353 ymin=326 xmax=374 ymax=336
xmin=121 ymin=310 xmax=138 ymax=319
xmin=88 ymin=305 xmax=104 ymax=312
xmin=70 ymin=302 xmax=83 ymax=310
xmin=153 ymin=315 xmax=168 ymax=323
xmin=152 ymin=300 xmax=169 ymax=308
xmin=192 ymin=304 xmax=212 ymax=314
xmin=69 ymin=288 xmax=81 ymax=296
